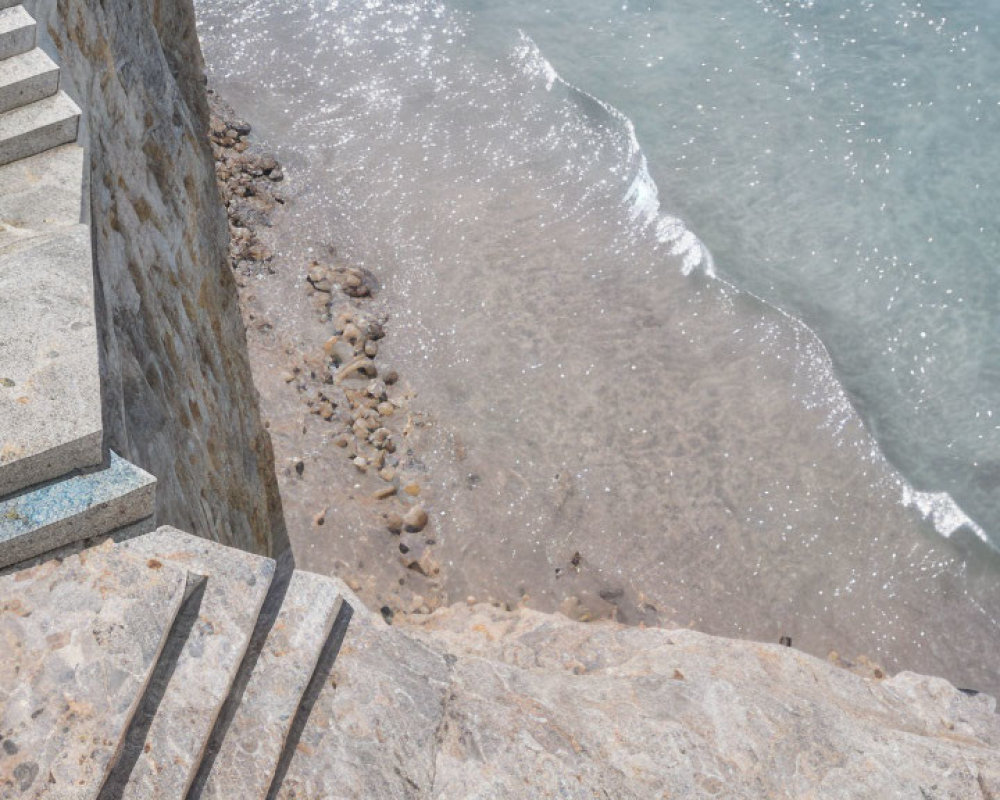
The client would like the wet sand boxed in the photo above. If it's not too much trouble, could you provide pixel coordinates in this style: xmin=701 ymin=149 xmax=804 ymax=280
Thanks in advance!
xmin=209 ymin=91 xmax=1000 ymax=695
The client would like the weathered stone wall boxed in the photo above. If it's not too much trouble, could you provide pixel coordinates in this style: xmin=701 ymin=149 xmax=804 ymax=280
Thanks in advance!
xmin=36 ymin=0 xmax=286 ymax=556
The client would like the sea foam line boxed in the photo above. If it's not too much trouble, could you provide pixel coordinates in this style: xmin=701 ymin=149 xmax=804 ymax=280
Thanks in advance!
xmin=510 ymin=31 xmax=993 ymax=549
xmin=513 ymin=32 xmax=716 ymax=278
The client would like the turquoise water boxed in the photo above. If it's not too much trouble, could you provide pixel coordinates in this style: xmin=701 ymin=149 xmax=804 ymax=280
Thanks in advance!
xmin=458 ymin=0 xmax=1000 ymax=544
xmin=194 ymin=0 xmax=1000 ymax=688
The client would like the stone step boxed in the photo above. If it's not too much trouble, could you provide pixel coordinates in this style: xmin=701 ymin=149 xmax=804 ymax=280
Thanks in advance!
xmin=0 ymin=5 xmax=35 ymax=61
xmin=0 ymin=224 xmax=102 ymax=497
xmin=0 ymin=539 xmax=189 ymax=798
xmin=0 ymin=451 xmax=156 ymax=570
xmin=100 ymin=527 xmax=277 ymax=799
xmin=196 ymin=570 xmax=348 ymax=800
xmin=0 ymin=143 xmax=84 ymax=234
xmin=0 ymin=46 xmax=57 ymax=114
xmin=0 ymin=89 xmax=79 ymax=168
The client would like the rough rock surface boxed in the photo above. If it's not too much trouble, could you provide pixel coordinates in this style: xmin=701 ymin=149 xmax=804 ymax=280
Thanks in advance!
xmin=281 ymin=600 xmax=1000 ymax=799
xmin=33 ymin=0 xmax=285 ymax=556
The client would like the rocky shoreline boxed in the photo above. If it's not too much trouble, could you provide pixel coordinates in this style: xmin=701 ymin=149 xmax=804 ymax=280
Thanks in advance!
xmin=205 ymin=90 xmax=900 ymax=684
xmin=208 ymin=91 xmax=448 ymax=621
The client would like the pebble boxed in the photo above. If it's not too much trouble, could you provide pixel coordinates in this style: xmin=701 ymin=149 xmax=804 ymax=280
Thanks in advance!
xmin=364 ymin=340 xmax=379 ymax=357
xmin=383 ymin=369 xmax=399 ymax=385
xmin=353 ymin=456 xmax=368 ymax=472
xmin=342 ymin=323 xmax=363 ymax=346
xmin=377 ymin=401 xmax=395 ymax=417
xmin=372 ymin=485 xmax=397 ymax=500
xmin=379 ymin=467 xmax=396 ymax=482
xmin=332 ymin=434 xmax=350 ymax=448
xmin=294 ymin=459 xmax=305 ymax=477
xmin=334 ymin=311 xmax=355 ymax=332
xmin=385 ymin=513 xmax=404 ymax=534
xmin=366 ymin=380 xmax=387 ymax=399
xmin=403 ymin=483 xmax=421 ymax=497
xmin=403 ymin=505 xmax=429 ymax=532
xmin=313 ymin=508 xmax=327 ymax=526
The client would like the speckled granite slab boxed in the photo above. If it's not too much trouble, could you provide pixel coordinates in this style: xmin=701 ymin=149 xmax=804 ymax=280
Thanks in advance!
xmin=0 ymin=224 xmax=101 ymax=497
xmin=0 ymin=452 xmax=156 ymax=570
xmin=0 ymin=144 xmax=83 ymax=236
xmin=201 ymin=571 xmax=345 ymax=800
xmin=0 ymin=539 xmax=187 ymax=798
xmin=113 ymin=527 xmax=276 ymax=799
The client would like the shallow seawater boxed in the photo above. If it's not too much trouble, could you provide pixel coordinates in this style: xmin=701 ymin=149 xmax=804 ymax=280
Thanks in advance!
xmin=193 ymin=0 xmax=1000 ymax=691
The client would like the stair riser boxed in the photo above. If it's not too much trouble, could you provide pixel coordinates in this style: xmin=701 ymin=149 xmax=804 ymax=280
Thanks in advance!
xmin=0 ymin=109 xmax=77 ymax=166
xmin=0 ymin=16 xmax=35 ymax=60
xmin=0 ymin=63 xmax=57 ymax=113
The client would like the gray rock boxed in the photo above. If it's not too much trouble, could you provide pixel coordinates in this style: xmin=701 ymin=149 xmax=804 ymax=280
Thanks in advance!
xmin=0 ymin=539 xmax=187 ymax=798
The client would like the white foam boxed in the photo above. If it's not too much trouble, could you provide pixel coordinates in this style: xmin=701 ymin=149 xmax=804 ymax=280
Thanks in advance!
xmin=901 ymin=484 xmax=990 ymax=545
xmin=513 ymin=32 xmax=715 ymax=278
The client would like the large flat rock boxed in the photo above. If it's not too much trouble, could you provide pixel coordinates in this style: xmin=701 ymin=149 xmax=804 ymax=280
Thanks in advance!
xmin=0 ymin=539 xmax=187 ymax=798
xmin=201 ymin=571 xmax=345 ymax=800
xmin=0 ymin=224 xmax=101 ymax=497
xmin=112 ymin=527 xmax=275 ymax=799
xmin=279 ymin=601 xmax=1000 ymax=799
xmin=0 ymin=144 xmax=83 ymax=235
xmin=0 ymin=451 xmax=156 ymax=570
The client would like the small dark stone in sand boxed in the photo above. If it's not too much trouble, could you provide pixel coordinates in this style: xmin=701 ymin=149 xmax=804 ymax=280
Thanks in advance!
xmin=599 ymin=587 xmax=624 ymax=602
xmin=294 ymin=459 xmax=305 ymax=477
xmin=383 ymin=369 xmax=399 ymax=385
xmin=380 ymin=606 xmax=394 ymax=624
xmin=779 ymin=636 xmax=792 ymax=647
xmin=570 ymin=551 xmax=582 ymax=568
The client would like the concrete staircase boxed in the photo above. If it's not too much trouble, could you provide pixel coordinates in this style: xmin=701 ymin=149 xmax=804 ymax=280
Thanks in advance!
xmin=0 ymin=4 xmax=151 ymax=563
xmin=0 ymin=16 xmax=353 ymax=797
xmin=0 ymin=527 xmax=352 ymax=799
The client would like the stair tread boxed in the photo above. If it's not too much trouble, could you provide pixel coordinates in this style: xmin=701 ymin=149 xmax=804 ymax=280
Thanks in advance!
xmin=0 ymin=6 xmax=35 ymax=61
xmin=0 ymin=89 xmax=79 ymax=166
xmin=202 ymin=571 xmax=345 ymax=800
xmin=0 ymin=47 xmax=58 ymax=114
xmin=0 ymin=540 xmax=188 ymax=798
xmin=0 ymin=452 xmax=156 ymax=570
xmin=112 ymin=526 xmax=277 ymax=800
xmin=0 ymin=224 xmax=103 ymax=498
xmin=0 ymin=143 xmax=84 ymax=234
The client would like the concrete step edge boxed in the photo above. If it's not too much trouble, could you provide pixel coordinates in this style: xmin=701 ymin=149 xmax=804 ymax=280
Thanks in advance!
xmin=0 ymin=46 xmax=59 ymax=114
xmin=0 ymin=89 xmax=79 ymax=167
xmin=196 ymin=571 xmax=350 ymax=800
xmin=106 ymin=526 xmax=279 ymax=800
xmin=0 ymin=5 xmax=36 ymax=61
xmin=0 ymin=452 xmax=157 ymax=570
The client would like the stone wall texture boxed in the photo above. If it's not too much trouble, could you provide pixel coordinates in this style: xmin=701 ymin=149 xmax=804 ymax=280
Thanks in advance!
xmin=35 ymin=0 xmax=286 ymax=556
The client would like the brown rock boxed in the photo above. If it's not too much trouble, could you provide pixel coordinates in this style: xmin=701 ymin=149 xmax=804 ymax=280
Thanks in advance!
xmin=403 ymin=505 xmax=429 ymax=532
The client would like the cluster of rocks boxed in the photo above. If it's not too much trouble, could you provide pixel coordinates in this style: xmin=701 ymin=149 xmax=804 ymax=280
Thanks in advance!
xmin=288 ymin=280 xmax=443 ymax=593
xmin=207 ymin=90 xmax=283 ymax=277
